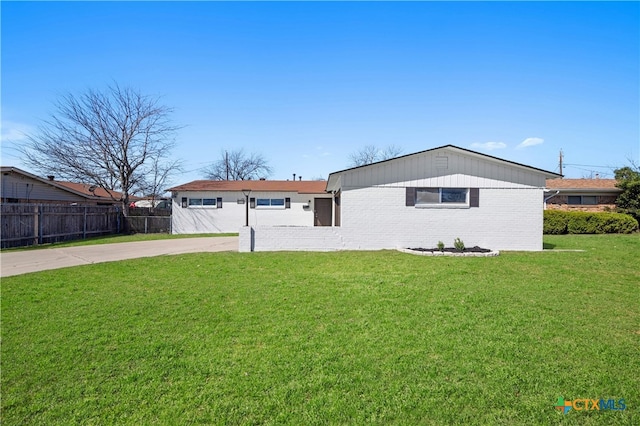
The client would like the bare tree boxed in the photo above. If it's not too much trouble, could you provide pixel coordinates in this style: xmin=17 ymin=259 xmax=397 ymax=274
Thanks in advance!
xmin=348 ymin=144 xmax=403 ymax=166
xmin=203 ymin=149 xmax=272 ymax=180
xmin=20 ymin=84 xmax=180 ymax=216
xmin=140 ymin=152 xmax=182 ymax=208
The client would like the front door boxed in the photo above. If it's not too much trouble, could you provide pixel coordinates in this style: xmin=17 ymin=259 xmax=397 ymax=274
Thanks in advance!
xmin=314 ymin=198 xmax=332 ymax=226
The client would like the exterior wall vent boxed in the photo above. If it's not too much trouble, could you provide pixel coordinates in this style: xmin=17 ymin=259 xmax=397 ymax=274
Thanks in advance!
xmin=435 ymin=156 xmax=448 ymax=169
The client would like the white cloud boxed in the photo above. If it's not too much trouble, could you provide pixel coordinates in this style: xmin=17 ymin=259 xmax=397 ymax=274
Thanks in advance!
xmin=302 ymin=146 xmax=331 ymax=159
xmin=470 ymin=141 xmax=507 ymax=151
xmin=517 ymin=137 xmax=544 ymax=149
xmin=0 ymin=121 xmax=34 ymax=143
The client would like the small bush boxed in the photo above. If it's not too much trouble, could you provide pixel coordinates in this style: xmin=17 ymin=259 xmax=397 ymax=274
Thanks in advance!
xmin=454 ymin=238 xmax=465 ymax=251
xmin=437 ymin=241 xmax=445 ymax=251
xmin=543 ymin=210 xmax=638 ymax=234
xmin=543 ymin=210 xmax=568 ymax=234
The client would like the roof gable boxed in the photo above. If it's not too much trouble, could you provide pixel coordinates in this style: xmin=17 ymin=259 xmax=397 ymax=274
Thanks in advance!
xmin=327 ymin=145 xmax=561 ymax=191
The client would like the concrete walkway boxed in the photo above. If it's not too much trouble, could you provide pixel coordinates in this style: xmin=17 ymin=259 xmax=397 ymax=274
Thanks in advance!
xmin=0 ymin=237 xmax=238 ymax=278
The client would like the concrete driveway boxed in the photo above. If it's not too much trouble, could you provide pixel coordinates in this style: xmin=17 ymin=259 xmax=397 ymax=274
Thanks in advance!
xmin=0 ymin=237 xmax=238 ymax=278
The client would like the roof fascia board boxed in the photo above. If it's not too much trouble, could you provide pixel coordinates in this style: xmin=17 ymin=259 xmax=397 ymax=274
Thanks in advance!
xmin=549 ymin=188 xmax=622 ymax=194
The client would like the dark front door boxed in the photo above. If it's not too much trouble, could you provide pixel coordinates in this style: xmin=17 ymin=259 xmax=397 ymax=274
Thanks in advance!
xmin=314 ymin=198 xmax=332 ymax=226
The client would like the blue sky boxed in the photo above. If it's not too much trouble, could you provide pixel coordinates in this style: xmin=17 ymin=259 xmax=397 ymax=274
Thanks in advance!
xmin=2 ymin=1 xmax=639 ymax=185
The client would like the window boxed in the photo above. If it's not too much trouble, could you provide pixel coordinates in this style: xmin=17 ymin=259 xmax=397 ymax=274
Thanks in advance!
xmin=188 ymin=197 xmax=218 ymax=208
xmin=416 ymin=188 xmax=467 ymax=205
xmin=582 ymin=196 xmax=597 ymax=205
xmin=255 ymin=198 xmax=286 ymax=209
xmin=568 ymin=195 xmax=597 ymax=205
xmin=407 ymin=187 xmax=478 ymax=208
xmin=441 ymin=188 xmax=467 ymax=203
xmin=416 ymin=188 xmax=439 ymax=204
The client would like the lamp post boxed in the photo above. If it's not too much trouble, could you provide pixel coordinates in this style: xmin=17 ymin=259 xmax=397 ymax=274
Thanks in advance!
xmin=242 ymin=189 xmax=251 ymax=226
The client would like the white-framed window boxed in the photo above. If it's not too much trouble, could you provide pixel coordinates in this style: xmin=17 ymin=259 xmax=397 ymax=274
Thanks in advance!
xmin=188 ymin=197 xmax=221 ymax=208
xmin=255 ymin=198 xmax=286 ymax=209
xmin=407 ymin=187 xmax=479 ymax=208
xmin=416 ymin=188 xmax=468 ymax=206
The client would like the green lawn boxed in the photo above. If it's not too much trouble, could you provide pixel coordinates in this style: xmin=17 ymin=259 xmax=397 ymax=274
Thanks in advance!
xmin=1 ymin=235 xmax=638 ymax=425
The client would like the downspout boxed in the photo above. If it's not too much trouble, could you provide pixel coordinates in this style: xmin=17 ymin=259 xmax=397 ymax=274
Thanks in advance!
xmin=543 ymin=190 xmax=560 ymax=210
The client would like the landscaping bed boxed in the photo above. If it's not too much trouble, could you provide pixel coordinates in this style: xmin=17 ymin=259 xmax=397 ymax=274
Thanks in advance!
xmin=401 ymin=246 xmax=498 ymax=256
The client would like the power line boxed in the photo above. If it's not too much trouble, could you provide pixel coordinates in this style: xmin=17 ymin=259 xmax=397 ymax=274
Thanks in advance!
xmin=563 ymin=163 xmax=616 ymax=169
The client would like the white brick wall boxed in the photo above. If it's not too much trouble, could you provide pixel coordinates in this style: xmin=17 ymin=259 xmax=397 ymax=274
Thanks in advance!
xmin=239 ymin=226 xmax=253 ymax=252
xmin=172 ymin=191 xmax=329 ymax=234
xmin=240 ymin=226 xmax=344 ymax=252
xmin=240 ymin=186 xmax=544 ymax=252
xmin=337 ymin=186 xmax=543 ymax=251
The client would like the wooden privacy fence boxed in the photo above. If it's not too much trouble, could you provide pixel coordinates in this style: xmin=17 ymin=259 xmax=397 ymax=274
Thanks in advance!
xmin=126 ymin=216 xmax=171 ymax=234
xmin=126 ymin=207 xmax=171 ymax=234
xmin=1 ymin=204 xmax=121 ymax=249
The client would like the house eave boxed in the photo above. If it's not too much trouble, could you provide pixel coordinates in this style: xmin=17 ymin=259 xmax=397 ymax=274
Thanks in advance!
xmin=545 ymin=188 xmax=622 ymax=194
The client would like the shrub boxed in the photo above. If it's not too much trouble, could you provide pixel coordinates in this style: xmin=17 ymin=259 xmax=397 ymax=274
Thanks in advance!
xmin=454 ymin=238 xmax=465 ymax=251
xmin=437 ymin=241 xmax=445 ymax=251
xmin=543 ymin=210 xmax=638 ymax=234
xmin=543 ymin=210 xmax=568 ymax=234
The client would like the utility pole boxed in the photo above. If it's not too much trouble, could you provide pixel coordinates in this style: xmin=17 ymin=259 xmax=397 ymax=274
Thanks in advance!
xmin=225 ymin=150 xmax=229 ymax=181
xmin=559 ymin=149 xmax=563 ymax=177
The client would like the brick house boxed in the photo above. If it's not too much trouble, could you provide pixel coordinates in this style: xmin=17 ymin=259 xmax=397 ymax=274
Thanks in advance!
xmin=167 ymin=180 xmax=331 ymax=234
xmin=240 ymin=145 xmax=561 ymax=252
xmin=544 ymin=178 xmax=621 ymax=212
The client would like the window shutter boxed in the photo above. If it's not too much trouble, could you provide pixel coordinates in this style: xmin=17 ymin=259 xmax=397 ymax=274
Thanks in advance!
xmin=470 ymin=188 xmax=479 ymax=208
xmin=217 ymin=197 xmax=222 ymax=208
xmin=405 ymin=187 xmax=416 ymax=206
xmin=285 ymin=197 xmax=291 ymax=209
xmin=250 ymin=197 xmax=256 ymax=209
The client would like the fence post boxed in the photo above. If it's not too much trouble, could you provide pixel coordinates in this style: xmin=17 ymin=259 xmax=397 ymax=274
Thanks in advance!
xmin=83 ymin=206 xmax=88 ymax=239
xmin=38 ymin=205 xmax=43 ymax=245
xmin=144 ymin=217 xmax=148 ymax=234
xmin=33 ymin=205 xmax=39 ymax=246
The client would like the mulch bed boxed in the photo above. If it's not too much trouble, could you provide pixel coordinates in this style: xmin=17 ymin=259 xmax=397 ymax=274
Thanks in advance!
xmin=406 ymin=246 xmax=492 ymax=253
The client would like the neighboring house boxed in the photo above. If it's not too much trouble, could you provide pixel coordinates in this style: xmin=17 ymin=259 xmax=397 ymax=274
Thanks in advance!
xmin=132 ymin=198 xmax=171 ymax=209
xmin=167 ymin=180 xmax=331 ymax=234
xmin=1 ymin=166 xmax=125 ymax=206
xmin=239 ymin=145 xmax=561 ymax=252
xmin=544 ymin=178 xmax=621 ymax=212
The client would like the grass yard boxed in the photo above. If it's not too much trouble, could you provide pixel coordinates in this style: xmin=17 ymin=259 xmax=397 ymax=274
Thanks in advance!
xmin=1 ymin=235 xmax=638 ymax=424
